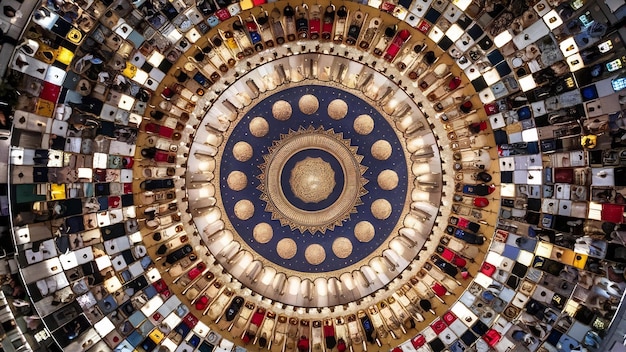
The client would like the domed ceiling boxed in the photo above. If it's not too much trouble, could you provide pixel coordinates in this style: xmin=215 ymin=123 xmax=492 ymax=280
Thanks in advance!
xmin=1 ymin=0 xmax=625 ymax=351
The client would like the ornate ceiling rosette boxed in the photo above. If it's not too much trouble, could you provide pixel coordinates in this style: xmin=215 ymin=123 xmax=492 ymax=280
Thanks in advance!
xmin=187 ymin=53 xmax=444 ymax=307
xmin=257 ymin=125 xmax=369 ymax=234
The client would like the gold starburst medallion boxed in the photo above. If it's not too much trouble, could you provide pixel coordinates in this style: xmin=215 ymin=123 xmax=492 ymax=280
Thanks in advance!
xmin=257 ymin=126 xmax=368 ymax=234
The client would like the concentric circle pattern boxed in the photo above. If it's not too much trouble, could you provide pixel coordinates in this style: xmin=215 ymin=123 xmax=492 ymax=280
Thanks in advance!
xmin=211 ymin=84 xmax=421 ymax=278
xmin=260 ymin=125 xmax=366 ymax=233
xmin=4 ymin=0 xmax=626 ymax=351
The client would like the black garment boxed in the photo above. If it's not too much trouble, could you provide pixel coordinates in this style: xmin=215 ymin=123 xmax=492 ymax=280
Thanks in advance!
xmin=325 ymin=336 xmax=336 ymax=349
xmin=615 ymin=167 xmax=626 ymax=186
xmin=33 ymin=167 xmax=48 ymax=182
xmin=3 ymin=6 xmax=16 ymax=18
xmin=468 ymin=123 xmax=482 ymax=134
xmin=69 ymin=97 xmax=104 ymax=115
xmin=0 ymin=28 xmax=18 ymax=46
xmin=463 ymin=184 xmax=491 ymax=196
xmin=465 ymin=221 xmax=480 ymax=233
xmin=50 ymin=136 xmax=67 ymax=150
xmin=141 ymin=147 xmax=157 ymax=159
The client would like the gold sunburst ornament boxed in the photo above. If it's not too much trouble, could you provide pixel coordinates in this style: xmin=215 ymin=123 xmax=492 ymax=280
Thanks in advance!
xmin=257 ymin=126 xmax=368 ymax=234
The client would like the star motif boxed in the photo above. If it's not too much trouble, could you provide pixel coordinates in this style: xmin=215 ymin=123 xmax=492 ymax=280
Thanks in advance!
xmin=257 ymin=126 xmax=368 ymax=234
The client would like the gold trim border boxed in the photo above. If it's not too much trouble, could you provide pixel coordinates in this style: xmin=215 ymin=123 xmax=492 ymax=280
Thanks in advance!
xmin=258 ymin=127 xmax=368 ymax=234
